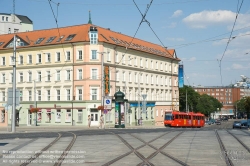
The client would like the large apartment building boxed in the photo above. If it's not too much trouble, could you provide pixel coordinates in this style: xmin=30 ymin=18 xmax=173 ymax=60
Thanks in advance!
xmin=0 ymin=13 xmax=33 ymax=34
xmin=193 ymin=86 xmax=250 ymax=118
xmin=0 ymin=23 xmax=180 ymax=127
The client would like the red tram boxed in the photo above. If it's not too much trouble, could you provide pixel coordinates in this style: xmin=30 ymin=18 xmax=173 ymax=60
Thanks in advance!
xmin=164 ymin=111 xmax=205 ymax=128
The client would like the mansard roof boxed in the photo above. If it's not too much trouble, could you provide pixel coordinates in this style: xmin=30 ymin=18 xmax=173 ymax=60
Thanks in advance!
xmin=0 ymin=24 xmax=179 ymax=60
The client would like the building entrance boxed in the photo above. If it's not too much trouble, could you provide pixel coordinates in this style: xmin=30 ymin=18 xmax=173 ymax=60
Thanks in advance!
xmin=91 ymin=109 xmax=99 ymax=126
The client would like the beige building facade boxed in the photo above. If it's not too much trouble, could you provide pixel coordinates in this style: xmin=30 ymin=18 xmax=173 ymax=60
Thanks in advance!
xmin=0 ymin=24 xmax=180 ymax=127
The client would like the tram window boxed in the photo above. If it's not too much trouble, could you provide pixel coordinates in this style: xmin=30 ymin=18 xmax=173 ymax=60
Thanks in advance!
xmin=189 ymin=115 xmax=191 ymax=119
xmin=175 ymin=115 xmax=178 ymax=119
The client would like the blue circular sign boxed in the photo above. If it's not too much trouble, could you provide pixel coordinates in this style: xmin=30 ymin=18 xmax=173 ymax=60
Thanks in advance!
xmin=106 ymin=99 xmax=110 ymax=104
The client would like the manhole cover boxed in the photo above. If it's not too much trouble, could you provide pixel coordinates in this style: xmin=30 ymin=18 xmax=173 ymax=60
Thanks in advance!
xmin=0 ymin=143 xmax=8 ymax=146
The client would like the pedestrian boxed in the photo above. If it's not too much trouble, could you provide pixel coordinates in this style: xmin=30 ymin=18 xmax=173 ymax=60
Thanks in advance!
xmin=99 ymin=115 xmax=104 ymax=129
xmin=88 ymin=115 xmax=91 ymax=128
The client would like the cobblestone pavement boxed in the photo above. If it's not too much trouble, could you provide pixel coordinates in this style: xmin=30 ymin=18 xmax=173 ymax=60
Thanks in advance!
xmin=0 ymin=120 xmax=249 ymax=166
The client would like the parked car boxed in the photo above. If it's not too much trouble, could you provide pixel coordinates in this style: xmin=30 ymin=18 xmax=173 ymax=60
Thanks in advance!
xmin=210 ymin=119 xmax=215 ymax=124
xmin=205 ymin=121 xmax=211 ymax=125
xmin=222 ymin=116 xmax=228 ymax=121
xmin=215 ymin=119 xmax=221 ymax=125
xmin=233 ymin=120 xmax=250 ymax=129
xmin=232 ymin=121 xmax=241 ymax=129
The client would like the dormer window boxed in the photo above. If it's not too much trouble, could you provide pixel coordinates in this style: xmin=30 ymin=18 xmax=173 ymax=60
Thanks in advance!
xmin=46 ymin=36 xmax=56 ymax=43
xmin=89 ymin=26 xmax=98 ymax=44
xmin=65 ymin=34 xmax=76 ymax=41
xmin=35 ymin=38 xmax=45 ymax=44
xmin=56 ymin=36 xmax=64 ymax=42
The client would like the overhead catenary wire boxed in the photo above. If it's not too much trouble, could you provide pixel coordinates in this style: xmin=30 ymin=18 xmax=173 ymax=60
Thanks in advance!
xmin=219 ymin=0 xmax=244 ymax=86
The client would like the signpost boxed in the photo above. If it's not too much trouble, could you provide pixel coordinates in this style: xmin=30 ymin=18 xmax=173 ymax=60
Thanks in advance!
xmin=104 ymin=96 xmax=112 ymax=110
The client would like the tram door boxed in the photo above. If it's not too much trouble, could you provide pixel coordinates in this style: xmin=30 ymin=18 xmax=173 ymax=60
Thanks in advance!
xmin=90 ymin=109 xmax=99 ymax=126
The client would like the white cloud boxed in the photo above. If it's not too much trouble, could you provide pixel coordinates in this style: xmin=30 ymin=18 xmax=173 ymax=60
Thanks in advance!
xmin=183 ymin=10 xmax=250 ymax=29
xmin=167 ymin=22 xmax=177 ymax=28
xmin=231 ymin=63 xmax=249 ymax=70
xmin=172 ymin=10 xmax=183 ymax=18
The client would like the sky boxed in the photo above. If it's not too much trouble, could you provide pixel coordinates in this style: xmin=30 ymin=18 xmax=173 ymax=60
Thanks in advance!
xmin=1 ymin=0 xmax=250 ymax=87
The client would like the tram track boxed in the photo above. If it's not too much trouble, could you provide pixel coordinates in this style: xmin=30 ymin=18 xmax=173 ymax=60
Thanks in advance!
xmin=226 ymin=130 xmax=250 ymax=153
xmin=19 ymin=132 xmax=77 ymax=166
xmin=102 ymin=130 xmax=185 ymax=166
xmin=20 ymin=132 xmax=62 ymax=166
xmin=214 ymin=130 xmax=234 ymax=166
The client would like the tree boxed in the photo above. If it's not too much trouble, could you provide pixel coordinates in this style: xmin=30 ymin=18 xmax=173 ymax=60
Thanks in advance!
xmin=244 ymin=96 xmax=250 ymax=119
xmin=179 ymin=86 xmax=200 ymax=112
xmin=196 ymin=94 xmax=218 ymax=117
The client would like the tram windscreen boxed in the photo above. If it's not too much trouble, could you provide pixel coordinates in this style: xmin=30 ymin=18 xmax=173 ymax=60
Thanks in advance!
xmin=165 ymin=114 xmax=172 ymax=120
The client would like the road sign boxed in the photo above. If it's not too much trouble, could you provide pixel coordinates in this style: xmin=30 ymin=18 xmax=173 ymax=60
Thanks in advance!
xmin=7 ymin=88 xmax=20 ymax=106
xmin=104 ymin=96 xmax=112 ymax=109
xmin=104 ymin=110 xmax=108 ymax=114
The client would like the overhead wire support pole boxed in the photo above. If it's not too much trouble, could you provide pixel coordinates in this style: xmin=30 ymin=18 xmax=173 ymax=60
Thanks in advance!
xmin=11 ymin=35 xmax=16 ymax=133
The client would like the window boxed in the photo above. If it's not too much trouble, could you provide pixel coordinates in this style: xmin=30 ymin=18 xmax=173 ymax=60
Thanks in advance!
xmin=78 ymin=89 xmax=82 ymax=100
xmin=46 ymin=36 xmax=56 ymax=43
xmin=37 ymin=90 xmax=41 ymax=101
xmin=91 ymin=89 xmax=97 ymax=100
xmin=128 ymin=56 xmax=132 ymax=65
xmin=35 ymin=38 xmax=45 ymax=44
xmin=151 ymin=60 xmax=153 ymax=69
xmin=169 ymin=78 xmax=172 ymax=86
xmin=116 ymin=71 xmax=119 ymax=81
xmin=135 ymin=73 xmax=138 ymax=83
xmin=2 ymin=16 xmax=4 ymax=21
xmin=91 ymin=50 xmax=97 ymax=59
xmin=156 ymin=75 xmax=158 ymax=85
xmin=56 ymin=71 xmax=60 ymax=81
xmin=146 ymin=75 xmax=148 ymax=84
xmin=28 ymin=72 xmax=32 ymax=82
xmin=107 ymin=51 xmax=111 ymax=61
xmin=140 ymin=73 xmax=143 ymax=82
xmin=19 ymin=55 xmax=23 ymax=64
xmin=66 ymin=51 xmax=70 ymax=60
xmin=10 ymin=73 xmax=13 ymax=83
xmin=90 ymin=32 xmax=98 ymax=44
xmin=2 ymin=57 xmax=5 ymax=65
xmin=47 ymin=90 xmax=50 ymax=101
xmin=57 ymin=90 xmax=60 ymax=101
xmin=78 ymin=110 xmax=83 ymax=122
xmin=115 ymin=52 xmax=119 ymax=63
xmin=134 ymin=57 xmax=137 ymax=66
xmin=18 ymin=91 xmax=22 ymax=101
xmin=14 ymin=29 xmax=18 ymax=33
xmin=160 ymin=63 xmax=163 ymax=70
xmin=28 ymin=55 xmax=32 ymax=64
xmin=78 ymin=69 xmax=82 ymax=80
xmin=66 ymin=70 xmax=71 ymax=80
xmin=67 ymin=89 xmax=70 ymax=101
xmin=129 ymin=72 xmax=132 ymax=82
xmin=28 ymin=91 xmax=32 ymax=101
xmin=46 ymin=53 xmax=51 ymax=62
xmin=6 ymin=17 xmax=8 ymax=21
xmin=65 ymin=110 xmax=71 ymax=123
xmin=46 ymin=71 xmax=50 ymax=81
xmin=146 ymin=59 xmax=148 ymax=68
xmin=151 ymin=75 xmax=153 ymax=84
xmin=156 ymin=61 xmax=158 ymax=70
xmin=56 ymin=35 xmax=64 ymax=42
xmin=19 ymin=72 xmax=23 ymax=82
xmin=122 ymin=72 xmax=125 ymax=82
xmin=65 ymin=34 xmax=76 ymax=41
xmin=55 ymin=110 xmax=61 ymax=122
xmin=2 ymin=91 xmax=5 ymax=101
xmin=37 ymin=54 xmax=41 ymax=63
xmin=56 ymin=52 xmax=60 ymax=61
xmin=140 ymin=58 xmax=143 ymax=67
xmin=91 ymin=69 xmax=97 ymax=79
xmin=0 ymin=42 xmax=4 ymax=46
xmin=78 ymin=50 xmax=83 ymax=60
xmin=2 ymin=73 xmax=5 ymax=83
xmin=37 ymin=71 xmax=41 ymax=82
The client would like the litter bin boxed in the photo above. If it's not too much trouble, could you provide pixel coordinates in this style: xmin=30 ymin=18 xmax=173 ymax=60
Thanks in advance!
xmin=73 ymin=120 xmax=75 ymax=126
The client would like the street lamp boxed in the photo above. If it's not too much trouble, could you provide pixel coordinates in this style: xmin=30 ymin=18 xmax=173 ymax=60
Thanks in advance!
xmin=72 ymin=96 xmax=75 ymax=126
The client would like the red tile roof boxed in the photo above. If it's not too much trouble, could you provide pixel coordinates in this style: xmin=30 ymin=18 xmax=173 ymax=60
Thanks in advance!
xmin=0 ymin=24 xmax=179 ymax=60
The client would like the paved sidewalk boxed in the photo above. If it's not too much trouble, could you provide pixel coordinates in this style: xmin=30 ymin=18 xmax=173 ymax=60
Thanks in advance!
xmin=0 ymin=124 xmax=165 ymax=134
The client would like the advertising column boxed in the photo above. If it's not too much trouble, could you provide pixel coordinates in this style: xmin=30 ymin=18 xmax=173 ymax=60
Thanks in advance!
xmin=120 ymin=103 xmax=125 ymax=126
xmin=115 ymin=102 xmax=119 ymax=127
